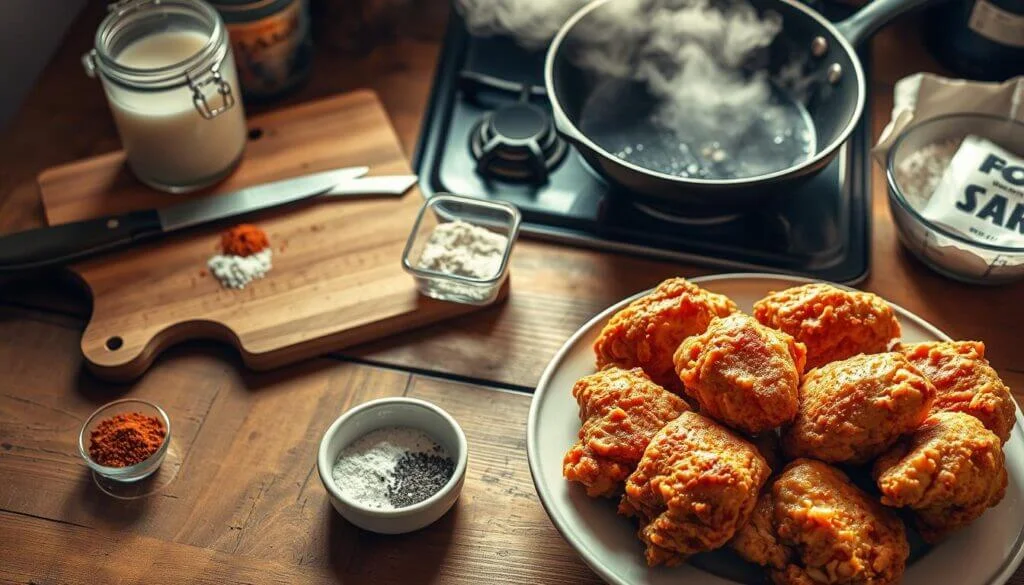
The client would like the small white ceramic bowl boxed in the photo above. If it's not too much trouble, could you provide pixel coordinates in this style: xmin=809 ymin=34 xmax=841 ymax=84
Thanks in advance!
xmin=317 ymin=397 xmax=468 ymax=534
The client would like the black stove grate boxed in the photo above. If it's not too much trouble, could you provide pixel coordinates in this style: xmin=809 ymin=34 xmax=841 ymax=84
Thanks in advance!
xmin=468 ymin=99 xmax=567 ymax=182
xmin=414 ymin=2 xmax=872 ymax=284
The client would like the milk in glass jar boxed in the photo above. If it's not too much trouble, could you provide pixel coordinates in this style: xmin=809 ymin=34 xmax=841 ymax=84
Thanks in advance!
xmin=83 ymin=0 xmax=248 ymax=193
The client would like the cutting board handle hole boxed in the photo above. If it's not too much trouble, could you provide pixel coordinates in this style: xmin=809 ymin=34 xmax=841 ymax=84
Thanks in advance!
xmin=105 ymin=336 xmax=123 ymax=351
xmin=248 ymin=128 xmax=263 ymax=140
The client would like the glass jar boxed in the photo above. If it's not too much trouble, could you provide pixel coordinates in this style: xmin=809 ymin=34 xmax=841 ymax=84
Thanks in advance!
xmin=83 ymin=0 xmax=248 ymax=193
xmin=402 ymin=195 xmax=521 ymax=306
xmin=210 ymin=0 xmax=313 ymax=102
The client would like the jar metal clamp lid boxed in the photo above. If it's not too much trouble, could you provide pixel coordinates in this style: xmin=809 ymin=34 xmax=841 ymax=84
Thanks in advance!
xmin=81 ymin=0 xmax=237 ymax=120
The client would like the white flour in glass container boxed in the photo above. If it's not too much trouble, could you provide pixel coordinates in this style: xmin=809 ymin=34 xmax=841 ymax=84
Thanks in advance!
xmin=417 ymin=220 xmax=509 ymax=279
xmin=919 ymin=136 xmax=1024 ymax=249
xmin=892 ymin=133 xmax=1024 ymax=282
xmin=894 ymin=139 xmax=962 ymax=210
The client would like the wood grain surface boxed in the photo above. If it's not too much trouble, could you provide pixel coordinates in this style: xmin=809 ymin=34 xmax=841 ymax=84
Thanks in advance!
xmin=0 ymin=1 xmax=1022 ymax=584
xmin=0 ymin=310 xmax=600 ymax=584
xmin=36 ymin=91 xmax=500 ymax=382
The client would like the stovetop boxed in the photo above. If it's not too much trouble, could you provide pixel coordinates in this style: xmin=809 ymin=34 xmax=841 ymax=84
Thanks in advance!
xmin=414 ymin=2 xmax=872 ymax=284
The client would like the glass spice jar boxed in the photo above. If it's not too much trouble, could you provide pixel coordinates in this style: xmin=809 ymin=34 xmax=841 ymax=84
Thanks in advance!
xmin=83 ymin=0 xmax=248 ymax=193
xmin=210 ymin=0 xmax=314 ymax=102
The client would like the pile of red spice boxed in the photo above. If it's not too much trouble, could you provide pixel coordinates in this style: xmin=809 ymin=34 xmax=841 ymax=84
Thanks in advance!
xmin=89 ymin=412 xmax=166 ymax=467
xmin=220 ymin=224 xmax=270 ymax=257
xmin=206 ymin=223 xmax=274 ymax=288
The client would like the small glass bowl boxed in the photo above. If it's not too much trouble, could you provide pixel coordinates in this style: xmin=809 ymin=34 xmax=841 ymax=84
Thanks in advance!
xmin=78 ymin=398 xmax=171 ymax=483
xmin=402 ymin=194 xmax=522 ymax=305
xmin=886 ymin=113 xmax=1024 ymax=285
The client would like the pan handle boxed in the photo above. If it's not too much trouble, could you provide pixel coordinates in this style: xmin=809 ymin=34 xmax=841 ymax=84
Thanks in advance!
xmin=834 ymin=0 xmax=935 ymax=46
xmin=550 ymin=105 xmax=588 ymax=145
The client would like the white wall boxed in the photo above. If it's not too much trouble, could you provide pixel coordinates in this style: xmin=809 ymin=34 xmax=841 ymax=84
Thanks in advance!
xmin=0 ymin=0 xmax=87 ymax=129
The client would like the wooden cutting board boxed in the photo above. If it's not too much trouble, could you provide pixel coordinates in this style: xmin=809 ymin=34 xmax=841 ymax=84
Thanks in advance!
xmin=37 ymin=91 xmax=503 ymax=381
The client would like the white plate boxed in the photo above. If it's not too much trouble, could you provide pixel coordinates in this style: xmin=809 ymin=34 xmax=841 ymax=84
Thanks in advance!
xmin=527 ymin=274 xmax=1024 ymax=585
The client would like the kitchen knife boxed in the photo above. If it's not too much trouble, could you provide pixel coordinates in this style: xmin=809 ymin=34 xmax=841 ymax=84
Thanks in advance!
xmin=0 ymin=167 xmax=419 ymax=272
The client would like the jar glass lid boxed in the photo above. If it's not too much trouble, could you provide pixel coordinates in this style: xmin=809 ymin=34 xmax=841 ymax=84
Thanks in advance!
xmin=86 ymin=0 xmax=228 ymax=90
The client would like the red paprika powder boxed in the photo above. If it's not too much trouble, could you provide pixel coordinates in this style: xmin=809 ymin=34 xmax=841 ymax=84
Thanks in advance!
xmin=89 ymin=412 xmax=166 ymax=467
xmin=221 ymin=224 xmax=270 ymax=257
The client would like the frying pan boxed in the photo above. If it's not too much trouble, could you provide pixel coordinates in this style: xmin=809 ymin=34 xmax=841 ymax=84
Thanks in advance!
xmin=544 ymin=0 xmax=933 ymax=210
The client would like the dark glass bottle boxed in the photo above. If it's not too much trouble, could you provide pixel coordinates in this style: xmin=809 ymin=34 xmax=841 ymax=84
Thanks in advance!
xmin=924 ymin=0 xmax=1024 ymax=81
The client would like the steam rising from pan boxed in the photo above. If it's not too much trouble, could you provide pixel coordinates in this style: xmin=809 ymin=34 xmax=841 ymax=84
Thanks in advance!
xmin=457 ymin=0 xmax=818 ymax=180
xmin=455 ymin=0 xmax=594 ymax=49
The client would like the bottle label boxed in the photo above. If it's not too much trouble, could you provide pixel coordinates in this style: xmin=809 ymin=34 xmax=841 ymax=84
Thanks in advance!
xmin=922 ymin=135 xmax=1024 ymax=248
xmin=968 ymin=0 xmax=1024 ymax=48
xmin=225 ymin=0 xmax=312 ymax=97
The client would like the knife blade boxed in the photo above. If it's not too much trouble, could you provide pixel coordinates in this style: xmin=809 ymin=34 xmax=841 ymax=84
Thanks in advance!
xmin=0 ymin=166 xmax=417 ymax=272
xmin=159 ymin=165 xmax=369 ymax=232
xmin=324 ymin=174 xmax=418 ymax=197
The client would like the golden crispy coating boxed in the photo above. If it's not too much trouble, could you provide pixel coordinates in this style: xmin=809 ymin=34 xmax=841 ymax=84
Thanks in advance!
xmin=782 ymin=352 xmax=935 ymax=464
xmin=618 ymin=411 xmax=769 ymax=566
xmin=674 ymin=313 xmax=807 ymax=434
xmin=594 ymin=278 xmax=737 ymax=390
xmin=900 ymin=340 xmax=1016 ymax=443
xmin=753 ymin=283 xmax=901 ymax=370
xmin=563 ymin=367 xmax=690 ymax=497
xmin=874 ymin=411 xmax=1008 ymax=543
xmin=772 ymin=460 xmax=909 ymax=585
xmin=731 ymin=492 xmax=789 ymax=570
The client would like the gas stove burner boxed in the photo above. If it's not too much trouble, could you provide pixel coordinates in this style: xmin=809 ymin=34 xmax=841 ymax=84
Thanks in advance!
xmin=632 ymin=202 xmax=742 ymax=227
xmin=470 ymin=101 xmax=568 ymax=182
xmin=415 ymin=3 xmax=870 ymax=282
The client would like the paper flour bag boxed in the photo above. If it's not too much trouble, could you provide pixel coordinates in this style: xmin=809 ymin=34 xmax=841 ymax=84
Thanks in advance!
xmin=922 ymin=135 xmax=1024 ymax=246
xmin=873 ymin=74 xmax=1023 ymax=167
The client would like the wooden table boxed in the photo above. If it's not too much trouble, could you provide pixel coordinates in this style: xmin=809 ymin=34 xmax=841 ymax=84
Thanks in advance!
xmin=1 ymin=2 xmax=1021 ymax=583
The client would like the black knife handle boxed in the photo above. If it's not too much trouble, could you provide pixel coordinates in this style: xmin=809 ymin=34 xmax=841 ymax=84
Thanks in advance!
xmin=0 ymin=209 xmax=163 ymax=272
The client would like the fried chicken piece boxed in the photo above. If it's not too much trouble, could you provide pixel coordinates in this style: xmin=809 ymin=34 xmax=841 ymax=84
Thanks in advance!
xmin=594 ymin=278 xmax=737 ymax=390
xmin=782 ymin=352 xmax=935 ymax=464
xmin=772 ymin=459 xmax=908 ymax=585
xmin=733 ymin=461 xmax=909 ymax=584
xmin=674 ymin=313 xmax=807 ymax=434
xmin=753 ymin=283 xmax=901 ymax=370
xmin=874 ymin=411 xmax=1008 ymax=543
xmin=731 ymin=492 xmax=789 ymax=570
xmin=899 ymin=340 xmax=1016 ymax=443
xmin=563 ymin=367 xmax=690 ymax=497
xmin=618 ymin=411 xmax=769 ymax=566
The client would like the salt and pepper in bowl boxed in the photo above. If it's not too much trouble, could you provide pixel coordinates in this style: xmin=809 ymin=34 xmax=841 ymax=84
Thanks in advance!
xmin=402 ymin=194 xmax=522 ymax=305
xmin=317 ymin=397 xmax=469 ymax=534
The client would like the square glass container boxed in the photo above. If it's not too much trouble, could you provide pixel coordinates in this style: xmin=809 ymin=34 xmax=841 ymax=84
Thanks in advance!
xmin=402 ymin=194 xmax=521 ymax=305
